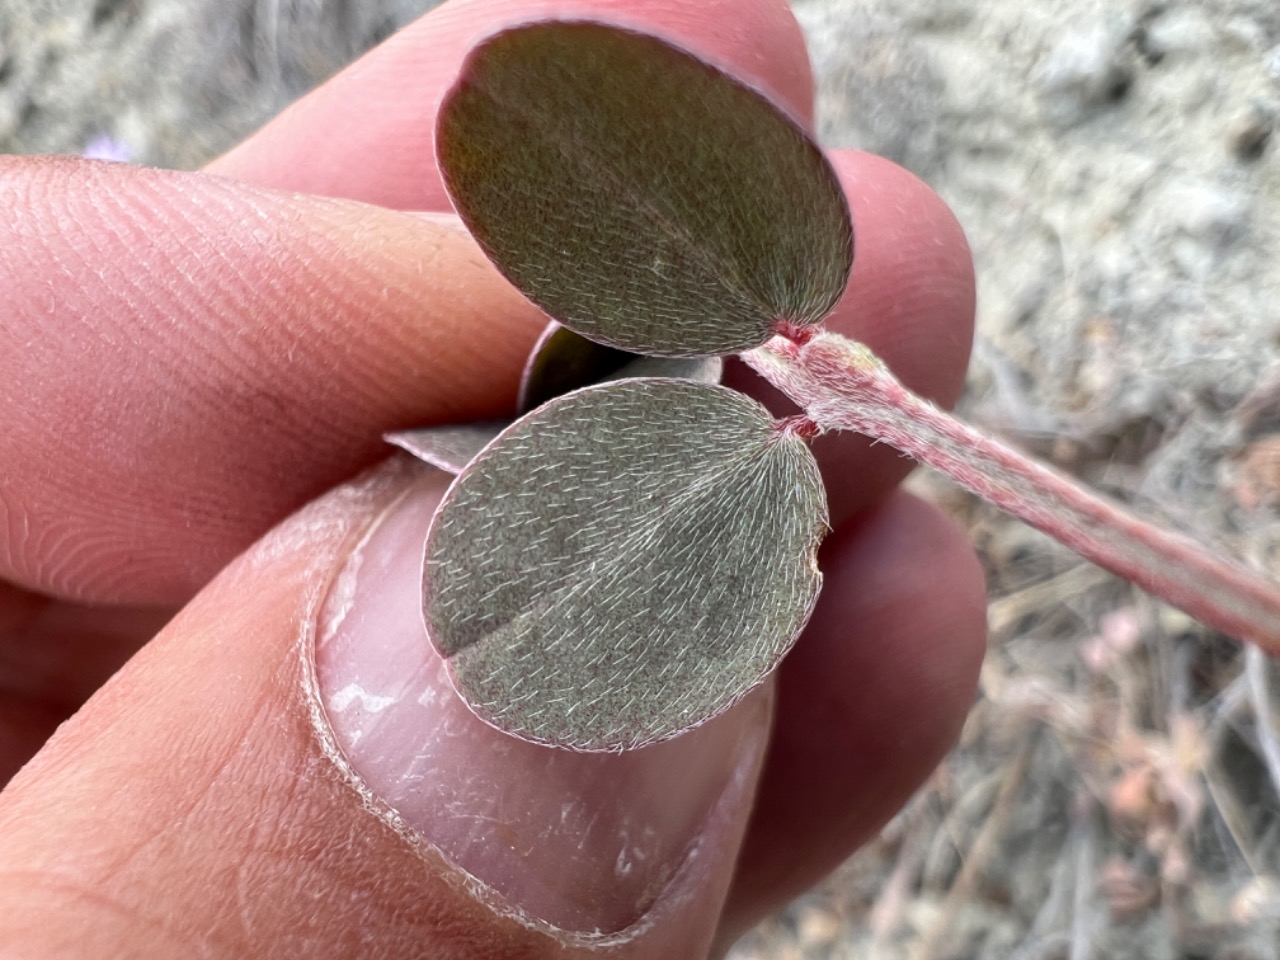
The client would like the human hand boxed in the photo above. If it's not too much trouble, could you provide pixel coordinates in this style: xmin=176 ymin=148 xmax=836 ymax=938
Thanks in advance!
xmin=0 ymin=1 xmax=986 ymax=956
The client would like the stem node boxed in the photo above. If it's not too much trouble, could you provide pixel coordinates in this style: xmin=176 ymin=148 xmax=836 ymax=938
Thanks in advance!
xmin=773 ymin=319 xmax=821 ymax=347
xmin=773 ymin=414 xmax=823 ymax=442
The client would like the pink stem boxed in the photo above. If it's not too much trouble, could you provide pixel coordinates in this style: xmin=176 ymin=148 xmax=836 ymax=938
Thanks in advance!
xmin=743 ymin=332 xmax=1280 ymax=653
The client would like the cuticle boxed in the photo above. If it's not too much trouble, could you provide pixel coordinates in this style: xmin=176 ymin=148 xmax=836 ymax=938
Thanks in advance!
xmin=298 ymin=469 xmax=422 ymax=791
xmin=289 ymin=470 xmax=634 ymax=945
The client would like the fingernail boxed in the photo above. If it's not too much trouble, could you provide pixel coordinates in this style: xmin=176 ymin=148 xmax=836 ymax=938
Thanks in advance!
xmin=311 ymin=467 xmax=772 ymax=940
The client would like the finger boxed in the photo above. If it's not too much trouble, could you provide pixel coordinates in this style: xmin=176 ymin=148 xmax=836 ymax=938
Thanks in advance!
xmin=0 ymin=158 xmax=545 ymax=605
xmin=207 ymin=0 xmax=816 ymax=208
xmin=0 ymin=583 xmax=171 ymax=785
xmin=726 ymin=149 xmax=977 ymax=527
xmin=1 ymin=2 xmax=817 ymax=608
xmin=0 ymin=460 xmax=774 ymax=958
xmin=719 ymin=491 xmax=988 ymax=944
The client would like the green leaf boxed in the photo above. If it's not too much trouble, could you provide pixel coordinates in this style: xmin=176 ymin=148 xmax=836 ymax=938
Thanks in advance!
xmin=438 ymin=20 xmax=853 ymax=358
xmin=520 ymin=322 xmax=724 ymax=412
xmin=423 ymin=378 xmax=828 ymax=751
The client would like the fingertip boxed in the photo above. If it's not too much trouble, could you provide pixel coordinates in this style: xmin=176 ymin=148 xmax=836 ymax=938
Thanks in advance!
xmin=828 ymin=149 xmax=975 ymax=407
xmin=793 ymin=489 xmax=987 ymax=822
xmin=0 ymin=462 xmax=513 ymax=958
xmin=0 ymin=158 xmax=542 ymax=604
xmin=806 ymin=490 xmax=988 ymax=741
xmin=0 ymin=461 xmax=779 ymax=959
xmin=723 ymin=491 xmax=987 ymax=933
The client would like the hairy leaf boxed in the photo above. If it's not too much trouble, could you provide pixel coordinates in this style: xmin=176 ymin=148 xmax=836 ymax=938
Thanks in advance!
xmin=438 ymin=20 xmax=853 ymax=358
xmin=423 ymin=379 xmax=828 ymax=751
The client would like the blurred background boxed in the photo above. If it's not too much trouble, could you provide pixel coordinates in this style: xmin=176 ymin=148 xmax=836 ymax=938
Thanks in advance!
xmin=4 ymin=0 xmax=1279 ymax=956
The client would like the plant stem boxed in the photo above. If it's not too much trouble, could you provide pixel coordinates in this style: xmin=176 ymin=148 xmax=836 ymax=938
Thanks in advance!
xmin=742 ymin=331 xmax=1280 ymax=653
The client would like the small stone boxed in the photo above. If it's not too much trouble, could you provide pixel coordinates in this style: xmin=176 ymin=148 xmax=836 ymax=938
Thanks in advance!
xmin=1163 ymin=178 xmax=1251 ymax=245
xmin=1223 ymin=17 xmax=1266 ymax=53
xmin=1229 ymin=106 xmax=1273 ymax=161
xmin=1036 ymin=21 xmax=1133 ymax=126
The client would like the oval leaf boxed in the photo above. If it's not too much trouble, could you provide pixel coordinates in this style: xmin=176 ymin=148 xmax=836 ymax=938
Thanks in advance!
xmin=438 ymin=20 xmax=853 ymax=358
xmin=423 ymin=378 xmax=828 ymax=751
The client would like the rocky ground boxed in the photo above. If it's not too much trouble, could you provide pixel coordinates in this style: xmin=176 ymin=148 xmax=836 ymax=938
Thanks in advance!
xmin=4 ymin=1 xmax=1280 ymax=957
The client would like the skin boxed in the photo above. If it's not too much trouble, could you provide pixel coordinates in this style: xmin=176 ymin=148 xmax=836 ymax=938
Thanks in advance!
xmin=0 ymin=0 xmax=987 ymax=955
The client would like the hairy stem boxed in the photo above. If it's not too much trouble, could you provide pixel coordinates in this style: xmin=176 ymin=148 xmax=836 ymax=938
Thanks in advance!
xmin=743 ymin=331 xmax=1280 ymax=653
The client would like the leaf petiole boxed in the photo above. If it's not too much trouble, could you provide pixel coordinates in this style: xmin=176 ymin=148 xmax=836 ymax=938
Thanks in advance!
xmin=743 ymin=331 xmax=1280 ymax=653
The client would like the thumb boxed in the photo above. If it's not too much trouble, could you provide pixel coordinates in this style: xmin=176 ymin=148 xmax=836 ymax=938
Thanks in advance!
xmin=0 ymin=459 xmax=770 ymax=958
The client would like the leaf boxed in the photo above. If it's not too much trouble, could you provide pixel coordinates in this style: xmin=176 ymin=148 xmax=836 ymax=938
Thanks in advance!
xmin=387 ymin=334 xmax=724 ymax=475
xmin=438 ymin=20 xmax=853 ymax=358
xmin=422 ymin=378 xmax=828 ymax=751
xmin=520 ymin=322 xmax=724 ymax=412
xmin=385 ymin=421 xmax=509 ymax=475
xmin=518 ymin=323 xmax=634 ymax=412
xmin=602 ymin=353 xmax=723 ymax=387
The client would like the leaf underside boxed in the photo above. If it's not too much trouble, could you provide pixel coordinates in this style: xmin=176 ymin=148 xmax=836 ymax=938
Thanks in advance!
xmin=518 ymin=323 xmax=635 ymax=412
xmin=438 ymin=20 xmax=853 ymax=358
xmin=388 ymin=331 xmax=725 ymax=476
xmin=422 ymin=379 xmax=828 ymax=751
xmin=385 ymin=422 xmax=508 ymax=474
xmin=603 ymin=353 xmax=723 ymax=388
xmin=520 ymin=322 xmax=723 ymax=413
